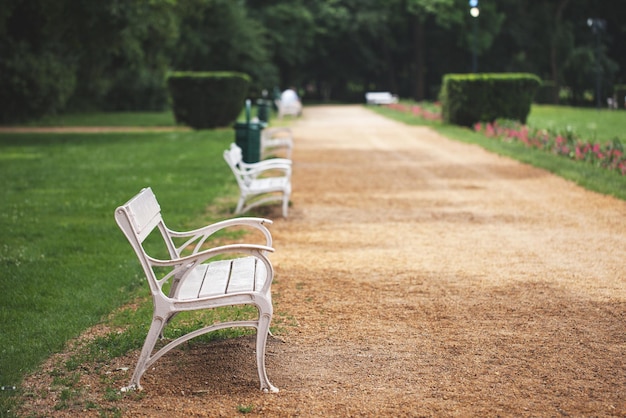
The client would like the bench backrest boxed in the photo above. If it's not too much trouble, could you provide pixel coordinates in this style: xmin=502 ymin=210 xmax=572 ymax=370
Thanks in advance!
xmin=223 ymin=144 xmax=251 ymax=188
xmin=119 ymin=187 xmax=162 ymax=241
xmin=115 ymin=188 xmax=179 ymax=289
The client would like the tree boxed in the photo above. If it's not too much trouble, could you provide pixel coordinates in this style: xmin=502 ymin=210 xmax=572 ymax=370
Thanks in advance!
xmin=0 ymin=1 xmax=77 ymax=122
xmin=2 ymin=0 xmax=624 ymax=120
xmin=0 ymin=0 xmax=180 ymax=120
xmin=406 ymin=0 xmax=457 ymax=100
xmin=62 ymin=0 xmax=179 ymax=110
xmin=172 ymin=0 xmax=278 ymax=96
xmin=295 ymin=0 xmax=410 ymax=101
xmin=550 ymin=0 xmax=573 ymax=103
xmin=247 ymin=0 xmax=315 ymax=88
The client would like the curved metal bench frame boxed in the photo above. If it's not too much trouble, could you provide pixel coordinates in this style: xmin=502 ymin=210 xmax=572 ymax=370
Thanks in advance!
xmin=115 ymin=187 xmax=279 ymax=393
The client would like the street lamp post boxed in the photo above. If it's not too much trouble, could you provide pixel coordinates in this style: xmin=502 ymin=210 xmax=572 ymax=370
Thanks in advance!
xmin=469 ymin=0 xmax=479 ymax=73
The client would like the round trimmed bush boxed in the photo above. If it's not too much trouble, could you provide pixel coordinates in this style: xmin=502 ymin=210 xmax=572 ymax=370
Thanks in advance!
xmin=167 ymin=71 xmax=251 ymax=129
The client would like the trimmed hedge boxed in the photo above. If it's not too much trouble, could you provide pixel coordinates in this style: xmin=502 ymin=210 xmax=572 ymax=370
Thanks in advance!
xmin=167 ymin=71 xmax=251 ymax=129
xmin=440 ymin=73 xmax=541 ymax=127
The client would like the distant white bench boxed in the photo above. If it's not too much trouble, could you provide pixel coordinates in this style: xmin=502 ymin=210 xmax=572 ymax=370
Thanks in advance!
xmin=261 ymin=127 xmax=293 ymax=160
xmin=365 ymin=92 xmax=398 ymax=105
xmin=224 ymin=143 xmax=292 ymax=217
xmin=275 ymin=99 xmax=302 ymax=118
xmin=115 ymin=187 xmax=279 ymax=393
xmin=275 ymin=89 xmax=302 ymax=118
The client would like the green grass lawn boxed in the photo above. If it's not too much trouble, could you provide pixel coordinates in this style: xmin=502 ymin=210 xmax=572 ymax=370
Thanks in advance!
xmin=527 ymin=105 xmax=625 ymax=142
xmin=0 ymin=129 xmax=239 ymax=392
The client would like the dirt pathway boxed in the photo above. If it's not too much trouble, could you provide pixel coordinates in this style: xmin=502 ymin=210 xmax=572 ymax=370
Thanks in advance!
xmin=20 ymin=105 xmax=626 ymax=417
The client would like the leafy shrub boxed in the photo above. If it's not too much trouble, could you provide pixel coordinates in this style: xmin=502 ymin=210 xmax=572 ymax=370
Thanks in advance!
xmin=167 ymin=71 xmax=251 ymax=129
xmin=0 ymin=43 xmax=76 ymax=124
xmin=440 ymin=73 xmax=541 ymax=127
xmin=101 ymin=67 xmax=170 ymax=111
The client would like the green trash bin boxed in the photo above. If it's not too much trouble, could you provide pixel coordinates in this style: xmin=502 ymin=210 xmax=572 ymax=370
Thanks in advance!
xmin=234 ymin=100 xmax=263 ymax=163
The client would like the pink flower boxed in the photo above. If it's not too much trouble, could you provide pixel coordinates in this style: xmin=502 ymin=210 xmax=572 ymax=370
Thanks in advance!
xmin=575 ymin=148 xmax=583 ymax=160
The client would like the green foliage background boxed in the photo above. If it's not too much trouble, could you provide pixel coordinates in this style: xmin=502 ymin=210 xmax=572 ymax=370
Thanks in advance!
xmin=0 ymin=0 xmax=625 ymax=122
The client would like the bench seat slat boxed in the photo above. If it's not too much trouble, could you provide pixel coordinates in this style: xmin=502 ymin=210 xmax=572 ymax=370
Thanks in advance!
xmin=198 ymin=259 xmax=233 ymax=297
xmin=176 ymin=265 xmax=210 ymax=300
xmin=176 ymin=257 xmax=268 ymax=300
xmin=228 ymin=257 xmax=266 ymax=293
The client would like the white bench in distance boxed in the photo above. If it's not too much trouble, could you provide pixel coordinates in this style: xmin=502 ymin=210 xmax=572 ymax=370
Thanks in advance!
xmin=365 ymin=91 xmax=398 ymax=105
xmin=224 ymin=143 xmax=292 ymax=218
xmin=114 ymin=187 xmax=279 ymax=393
xmin=275 ymin=88 xmax=302 ymax=118
xmin=261 ymin=127 xmax=294 ymax=160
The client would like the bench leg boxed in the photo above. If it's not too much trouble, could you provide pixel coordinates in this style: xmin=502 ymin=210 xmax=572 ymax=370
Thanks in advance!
xmin=282 ymin=195 xmax=289 ymax=218
xmin=256 ymin=301 xmax=279 ymax=393
xmin=236 ymin=195 xmax=246 ymax=214
xmin=122 ymin=316 xmax=165 ymax=392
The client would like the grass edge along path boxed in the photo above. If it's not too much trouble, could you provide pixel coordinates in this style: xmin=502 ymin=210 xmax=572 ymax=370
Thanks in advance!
xmin=370 ymin=104 xmax=626 ymax=202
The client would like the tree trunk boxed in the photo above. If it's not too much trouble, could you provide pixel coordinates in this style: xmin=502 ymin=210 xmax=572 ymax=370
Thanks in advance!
xmin=550 ymin=0 xmax=572 ymax=104
xmin=382 ymin=40 xmax=398 ymax=94
xmin=413 ymin=15 xmax=425 ymax=101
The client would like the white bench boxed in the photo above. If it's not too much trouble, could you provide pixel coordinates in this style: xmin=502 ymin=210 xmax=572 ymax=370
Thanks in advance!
xmin=275 ymin=89 xmax=302 ymax=118
xmin=365 ymin=91 xmax=398 ymax=105
xmin=224 ymin=143 xmax=292 ymax=217
xmin=275 ymin=99 xmax=302 ymax=118
xmin=261 ymin=127 xmax=294 ymax=160
xmin=115 ymin=187 xmax=279 ymax=393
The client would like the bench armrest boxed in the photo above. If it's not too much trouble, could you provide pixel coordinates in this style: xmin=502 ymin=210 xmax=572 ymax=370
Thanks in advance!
xmin=168 ymin=218 xmax=273 ymax=255
xmin=240 ymin=159 xmax=292 ymax=178
xmin=148 ymin=243 xmax=275 ymax=267
xmin=240 ymin=158 xmax=292 ymax=170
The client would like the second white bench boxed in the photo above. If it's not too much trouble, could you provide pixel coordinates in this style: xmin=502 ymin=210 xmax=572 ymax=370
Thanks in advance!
xmin=224 ymin=143 xmax=292 ymax=217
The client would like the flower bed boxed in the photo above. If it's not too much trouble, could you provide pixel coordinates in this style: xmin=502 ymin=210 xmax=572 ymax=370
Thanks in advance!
xmin=384 ymin=102 xmax=625 ymax=176
xmin=474 ymin=120 xmax=626 ymax=176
